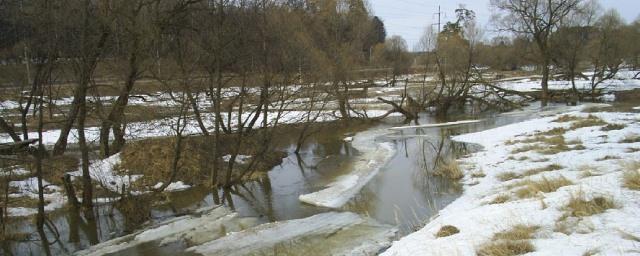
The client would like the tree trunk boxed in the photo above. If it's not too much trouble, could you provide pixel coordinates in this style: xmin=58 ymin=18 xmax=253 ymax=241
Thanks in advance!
xmin=541 ymin=58 xmax=550 ymax=107
xmin=77 ymin=87 xmax=93 ymax=211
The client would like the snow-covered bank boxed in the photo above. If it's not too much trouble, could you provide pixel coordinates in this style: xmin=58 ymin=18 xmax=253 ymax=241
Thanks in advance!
xmin=0 ymin=110 xmax=401 ymax=145
xmin=188 ymin=211 xmax=397 ymax=256
xmin=299 ymin=129 xmax=396 ymax=208
xmin=383 ymin=105 xmax=640 ymax=255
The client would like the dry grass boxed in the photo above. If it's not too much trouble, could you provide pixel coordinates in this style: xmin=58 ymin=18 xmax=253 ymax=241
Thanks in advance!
xmin=477 ymin=225 xmax=539 ymax=256
xmin=511 ymin=144 xmax=544 ymax=154
xmin=553 ymin=115 xmax=581 ymax=123
xmin=626 ymin=147 xmax=640 ymax=153
xmin=494 ymin=225 xmax=540 ymax=240
xmin=436 ymin=225 xmax=460 ymax=238
xmin=471 ymin=171 xmax=487 ymax=178
xmin=622 ymin=161 xmax=640 ymax=190
xmin=489 ymin=194 xmax=511 ymax=204
xmin=620 ymin=134 xmax=640 ymax=144
xmin=523 ymin=164 xmax=564 ymax=176
xmin=569 ymin=115 xmax=607 ymax=130
xmin=539 ymin=127 xmax=568 ymax=136
xmin=514 ymin=176 xmax=573 ymax=198
xmin=564 ymin=194 xmax=616 ymax=217
xmin=601 ymin=123 xmax=626 ymax=131
xmin=497 ymin=172 xmax=522 ymax=182
xmin=477 ymin=240 xmax=535 ymax=256
xmin=434 ymin=160 xmax=464 ymax=180
xmin=596 ymin=155 xmax=621 ymax=161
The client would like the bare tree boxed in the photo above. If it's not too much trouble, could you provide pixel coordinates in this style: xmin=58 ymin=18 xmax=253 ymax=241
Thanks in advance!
xmin=492 ymin=0 xmax=583 ymax=106
xmin=585 ymin=9 xmax=628 ymax=100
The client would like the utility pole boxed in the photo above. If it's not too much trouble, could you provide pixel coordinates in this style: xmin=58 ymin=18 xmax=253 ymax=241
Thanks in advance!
xmin=435 ymin=5 xmax=442 ymax=33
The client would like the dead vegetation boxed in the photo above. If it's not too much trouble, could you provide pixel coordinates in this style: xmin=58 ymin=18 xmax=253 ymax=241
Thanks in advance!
xmin=433 ymin=160 xmax=464 ymax=180
xmin=622 ymin=161 xmax=640 ymax=190
xmin=513 ymin=176 xmax=573 ymax=199
xmin=436 ymin=225 xmax=460 ymax=238
xmin=564 ymin=194 xmax=616 ymax=217
xmin=121 ymin=135 xmax=287 ymax=189
xmin=620 ymin=134 xmax=640 ymax=143
xmin=569 ymin=115 xmax=607 ymax=130
xmin=601 ymin=123 xmax=626 ymax=131
xmin=477 ymin=225 xmax=538 ymax=256
xmin=497 ymin=172 xmax=522 ymax=182
xmin=510 ymin=134 xmax=585 ymax=155
xmin=523 ymin=164 xmax=564 ymax=176
xmin=489 ymin=194 xmax=511 ymax=204
xmin=551 ymin=114 xmax=609 ymax=130
xmin=553 ymin=115 xmax=581 ymax=123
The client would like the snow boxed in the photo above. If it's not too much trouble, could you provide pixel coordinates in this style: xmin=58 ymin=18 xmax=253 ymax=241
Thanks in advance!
xmin=633 ymin=106 xmax=640 ymax=110
xmin=0 ymin=110 xmax=401 ymax=145
xmin=7 ymin=207 xmax=38 ymax=217
xmin=222 ymin=154 xmax=252 ymax=164
xmin=299 ymin=129 xmax=396 ymax=208
xmin=0 ymin=166 xmax=29 ymax=177
xmin=7 ymin=177 xmax=66 ymax=217
xmin=382 ymin=105 xmax=640 ymax=256
xmin=187 ymin=211 xmax=398 ymax=256
xmin=153 ymin=181 xmax=191 ymax=192
xmin=343 ymin=136 xmax=354 ymax=142
xmin=389 ymin=119 xmax=484 ymax=130
xmin=496 ymin=70 xmax=640 ymax=93
xmin=68 ymin=153 xmax=142 ymax=194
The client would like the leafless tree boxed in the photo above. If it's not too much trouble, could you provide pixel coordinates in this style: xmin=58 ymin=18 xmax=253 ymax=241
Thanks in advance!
xmin=492 ymin=0 xmax=583 ymax=106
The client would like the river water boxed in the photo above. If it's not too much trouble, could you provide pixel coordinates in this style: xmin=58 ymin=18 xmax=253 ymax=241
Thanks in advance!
xmin=3 ymin=103 xmax=577 ymax=255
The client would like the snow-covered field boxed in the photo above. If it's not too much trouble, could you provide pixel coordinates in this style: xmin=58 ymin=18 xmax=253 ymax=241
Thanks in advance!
xmin=497 ymin=70 xmax=640 ymax=94
xmin=383 ymin=105 xmax=640 ymax=255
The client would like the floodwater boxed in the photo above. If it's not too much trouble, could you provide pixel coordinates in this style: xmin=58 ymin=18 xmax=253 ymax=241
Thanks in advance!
xmin=3 ymin=102 xmax=578 ymax=255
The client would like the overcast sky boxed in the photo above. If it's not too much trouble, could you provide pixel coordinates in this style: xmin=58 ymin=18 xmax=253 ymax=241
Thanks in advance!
xmin=370 ymin=0 xmax=640 ymax=49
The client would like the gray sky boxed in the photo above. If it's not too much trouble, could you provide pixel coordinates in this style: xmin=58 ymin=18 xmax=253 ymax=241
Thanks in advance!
xmin=370 ymin=0 xmax=640 ymax=49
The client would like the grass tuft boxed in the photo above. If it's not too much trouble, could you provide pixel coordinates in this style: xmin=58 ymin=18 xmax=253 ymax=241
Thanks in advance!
xmin=564 ymin=194 xmax=616 ymax=217
xmin=553 ymin=115 xmax=581 ymax=123
xmin=523 ymin=164 xmax=564 ymax=176
xmin=622 ymin=161 xmax=640 ymax=190
xmin=569 ymin=115 xmax=607 ymax=130
xmin=477 ymin=225 xmax=538 ymax=256
xmin=620 ymin=134 xmax=640 ymax=144
xmin=601 ymin=123 xmax=626 ymax=131
xmin=477 ymin=240 xmax=535 ymax=256
xmin=436 ymin=225 xmax=460 ymax=238
xmin=514 ymin=176 xmax=573 ymax=198
xmin=493 ymin=225 xmax=539 ymax=240
xmin=433 ymin=159 xmax=464 ymax=180
xmin=539 ymin=127 xmax=568 ymax=136
xmin=489 ymin=194 xmax=511 ymax=204
xmin=497 ymin=172 xmax=522 ymax=182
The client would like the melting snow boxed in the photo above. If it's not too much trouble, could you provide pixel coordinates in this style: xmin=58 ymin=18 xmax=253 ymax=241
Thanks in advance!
xmin=299 ymin=129 xmax=396 ymax=208
xmin=382 ymin=105 xmax=640 ymax=255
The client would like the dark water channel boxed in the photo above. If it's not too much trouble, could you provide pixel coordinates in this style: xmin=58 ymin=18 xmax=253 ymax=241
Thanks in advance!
xmin=3 ymin=103 xmax=575 ymax=255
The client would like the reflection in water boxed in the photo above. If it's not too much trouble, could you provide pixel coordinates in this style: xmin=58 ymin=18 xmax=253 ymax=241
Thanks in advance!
xmin=3 ymin=104 xmax=563 ymax=254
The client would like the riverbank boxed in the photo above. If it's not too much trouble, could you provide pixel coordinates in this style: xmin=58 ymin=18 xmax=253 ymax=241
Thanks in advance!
xmin=383 ymin=104 xmax=640 ymax=255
